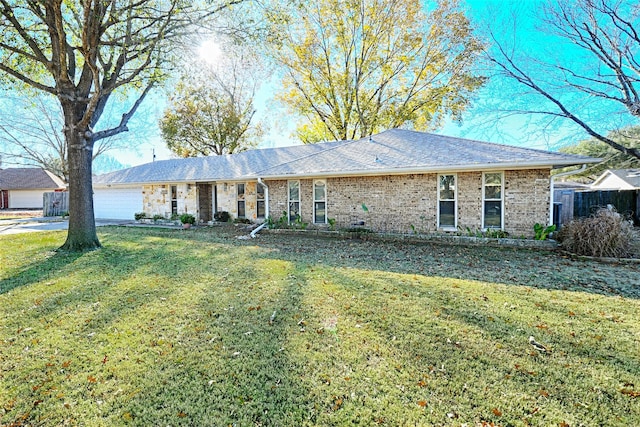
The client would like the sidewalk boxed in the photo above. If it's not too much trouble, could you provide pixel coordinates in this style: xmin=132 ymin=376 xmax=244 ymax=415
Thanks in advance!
xmin=0 ymin=217 xmax=133 ymax=235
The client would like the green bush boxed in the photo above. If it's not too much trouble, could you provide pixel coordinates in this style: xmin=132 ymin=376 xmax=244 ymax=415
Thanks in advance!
xmin=557 ymin=208 xmax=634 ymax=257
xmin=534 ymin=223 xmax=556 ymax=240
xmin=152 ymin=214 xmax=165 ymax=221
xmin=214 ymin=211 xmax=230 ymax=222
xmin=179 ymin=213 xmax=196 ymax=225
xmin=134 ymin=212 xmax=146 ymax=221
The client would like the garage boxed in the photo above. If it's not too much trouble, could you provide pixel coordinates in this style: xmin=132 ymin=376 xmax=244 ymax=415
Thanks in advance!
xmin=93 ymin=186 xmax=143 ymax=220
xmin=7 ymin=189 xmax=45 ymax=209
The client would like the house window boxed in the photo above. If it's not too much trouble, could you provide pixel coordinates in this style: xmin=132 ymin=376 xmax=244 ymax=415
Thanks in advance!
xmin=257 ymin=183 xmax=265 ymax=219
xmin=313 ymin=180 xmax=327 ymax=224
xmin=483 ymin=172 xmax=503 ymax=229
xmin=237 ymin=183 xmax=246 ymax=218
xmin=438 ymin=174 xmax=456 ymax=228
xmin=288 ymin=180 xmax=300 ymax=222
xmin=170 ymin=185 xmax=178 ymax=215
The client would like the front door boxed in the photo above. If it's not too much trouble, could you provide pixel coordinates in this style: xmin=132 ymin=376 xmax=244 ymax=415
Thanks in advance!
xmin=197 ymin=183 xmax=213 ymax=222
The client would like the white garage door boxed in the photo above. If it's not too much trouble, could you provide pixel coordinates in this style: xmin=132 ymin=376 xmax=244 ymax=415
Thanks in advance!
xmin=9 ymin=190 xmax=45 ymax=209
xmin=93 ymin=186 xmax=143 ymax=220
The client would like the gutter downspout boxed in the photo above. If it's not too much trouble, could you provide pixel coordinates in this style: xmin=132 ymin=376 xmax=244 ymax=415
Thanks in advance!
xmin=549 ymin=164 xmax=587 ymax=226
xmin=251 ymin=178 xmax=269 ymax=238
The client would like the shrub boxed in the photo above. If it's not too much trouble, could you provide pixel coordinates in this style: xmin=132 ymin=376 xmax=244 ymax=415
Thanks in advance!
xmin=557 ymin=208 xmax=634 ymax=258
xmin=233 ymin=217 xmax=252 ymax=224
xmin=214 ymin=211 xmax=230 ymax=222
xmin=152 ymin=214 xmax=165 ymax=221
xmin=266 ymin=211 xmax=289 ymax=229
xmin=179 ymin=213 xmax=196 ymax=225
xmin=534 ymin=223 xmax=556 ymax=240
xmin=134 ymin=212 xmax=146 ymax=221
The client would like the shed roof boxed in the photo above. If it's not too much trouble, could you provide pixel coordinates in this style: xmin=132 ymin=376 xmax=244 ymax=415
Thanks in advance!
xmin=0 ymin=168 xmax=66 ymax=190
xmin=94 ymin=129 xmax=599 ymax=185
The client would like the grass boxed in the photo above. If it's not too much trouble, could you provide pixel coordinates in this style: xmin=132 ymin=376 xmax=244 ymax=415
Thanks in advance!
xmin=1 ymin=226 xmax=639 ymax=427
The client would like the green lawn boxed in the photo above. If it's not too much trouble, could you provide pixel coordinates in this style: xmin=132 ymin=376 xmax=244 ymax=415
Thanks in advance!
xmin=1 ymin=227 xmax=639 ymax=426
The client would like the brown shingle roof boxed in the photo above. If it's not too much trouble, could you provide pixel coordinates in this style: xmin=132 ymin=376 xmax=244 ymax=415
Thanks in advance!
xmin=0 ymin=168 xmax=66 ymax=190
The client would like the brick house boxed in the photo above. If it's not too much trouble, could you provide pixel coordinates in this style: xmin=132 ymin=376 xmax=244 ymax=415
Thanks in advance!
xmin=93 ymin=129 xmax=597 ymax=235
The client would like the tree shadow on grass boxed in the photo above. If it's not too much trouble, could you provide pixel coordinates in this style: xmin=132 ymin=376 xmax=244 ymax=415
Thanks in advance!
xmin=117 ymin=254 xmax=316 ymax=426
xmin=297 ymin=265 xmax=640 ymax=425
xmin=0 ymin=250 xmax=84 ymax=295
xmin=250 ymin=233 xmax=640 ymax=299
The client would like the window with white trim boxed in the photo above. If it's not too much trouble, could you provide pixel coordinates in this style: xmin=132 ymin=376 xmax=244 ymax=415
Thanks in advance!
xmin=237 ymin=183 xmax=246 ymax=218
xmin=438 ymin=174 xmax=456 ymax=228
xmin=170 ymin=185 xmax=178 ymax=215
xmin=483 ymin=172 xmax=503 ymax=229
xmin=313 ymin=180 xmax=327 ymax=224
xmin=256 ymin=183 xmax=265 ymax=219
xmin=288 ymin=180 xmax=300 ymax=223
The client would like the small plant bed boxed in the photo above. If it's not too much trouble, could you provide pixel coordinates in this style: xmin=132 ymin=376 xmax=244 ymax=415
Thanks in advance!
xmin=267 ymin=227 xmax=558 ymax=250
xmin=0 ymin=228 xmax=638 ymax=426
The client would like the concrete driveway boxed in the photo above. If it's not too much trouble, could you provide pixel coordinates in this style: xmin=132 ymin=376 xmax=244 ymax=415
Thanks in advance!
xmin=0 ymin=217 xmax=131 ymax=235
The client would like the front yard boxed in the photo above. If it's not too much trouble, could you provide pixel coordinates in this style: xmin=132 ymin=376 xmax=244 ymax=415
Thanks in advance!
xmin=1 ymin=226 xmax=638 ymax=426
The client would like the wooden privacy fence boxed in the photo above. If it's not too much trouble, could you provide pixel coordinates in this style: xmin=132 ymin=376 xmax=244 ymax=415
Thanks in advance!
xmin=574 ymin=190 xmax=638 ymax=223
xmin=43 ymin=191 xmax=69 ymax=217
xmin=553 ymin=189 xmax=639 ymax=227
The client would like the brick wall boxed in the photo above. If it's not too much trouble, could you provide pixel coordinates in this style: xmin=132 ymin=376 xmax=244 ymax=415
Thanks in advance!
xmin=504 ymin=169 xmax=550 ymax=236
xmin=265 ymin=169 xmax=550 ymax=236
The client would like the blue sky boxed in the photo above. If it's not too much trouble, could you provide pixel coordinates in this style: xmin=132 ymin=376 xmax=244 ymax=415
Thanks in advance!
xmin=109 ymin=0 xmax=607 ymax=168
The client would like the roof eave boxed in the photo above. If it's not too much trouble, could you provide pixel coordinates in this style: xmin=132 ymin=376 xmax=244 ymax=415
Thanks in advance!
xmin=258 ymin=159 xmax=600 ymax=180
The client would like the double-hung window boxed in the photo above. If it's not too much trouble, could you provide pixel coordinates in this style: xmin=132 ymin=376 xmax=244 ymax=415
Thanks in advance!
xmin=438 ymin=174 xmax=456 ymax=228
xmin=483 ymin=172 xmax=503 ymax=229
xmin=256 ymin=183 xmax=265 ymax=219
xmin=170 ymin=185 xmax=178 ymax=215
xmin=288 ymin=180 xmax=300 ymax=223
xmin=237 ymin=183 xmax=246 ymax=218
xmin=313 ymin=180 xmax=327 ymax=224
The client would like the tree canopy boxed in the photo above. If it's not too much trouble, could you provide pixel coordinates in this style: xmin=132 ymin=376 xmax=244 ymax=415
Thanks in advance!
xmin=266 ymin=0 xmax=485 ymax=143
xmin=559 ymin=127 xmax=640 ymax=181
xmin=0 ymin=0 xmax=246 ymax=250
xmin=160 ymin=48 xmax=263 ymax=157
xmin=485 ymin=0 xmax=640 ymax=160
xmin=0 ymin=92 xmax=129 ymax=181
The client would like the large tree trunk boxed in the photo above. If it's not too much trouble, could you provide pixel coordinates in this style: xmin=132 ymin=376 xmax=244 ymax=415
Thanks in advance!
xmin=60 ymin=105 xmax=101 ymax=251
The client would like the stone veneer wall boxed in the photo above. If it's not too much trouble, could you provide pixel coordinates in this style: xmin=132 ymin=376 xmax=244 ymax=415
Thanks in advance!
xmin=142 ymin=183 xmax=197 ymax=218
xmin=214 ymin=181 xmax=259 ymax=220
xmin=216 ymin=182 xmax=237 ymax=219
xmin=265 ymin=169 xmax=550 ymax=236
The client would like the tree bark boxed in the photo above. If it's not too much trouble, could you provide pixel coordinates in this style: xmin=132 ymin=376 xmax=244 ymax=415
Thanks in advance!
xmin=60 ymin=103 xmax=100 ymax=251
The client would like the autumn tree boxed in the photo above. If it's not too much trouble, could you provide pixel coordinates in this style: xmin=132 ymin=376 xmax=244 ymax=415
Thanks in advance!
xmin=265 ymin=0 xmax=485 ymax=143
xmin=0 ymin=1 xmax=246 ymax=250
xmin=485 ymin=0 xmax=640 ymax=160
xmin=160 ymin=48 xmax=263 ymax=157
xmin=0 ymin=92 xmax=128 ymax=181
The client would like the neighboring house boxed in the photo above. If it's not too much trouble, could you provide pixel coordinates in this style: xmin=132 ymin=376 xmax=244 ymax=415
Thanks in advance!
xmin=590 ymin=169 xmax=640 ymax=190
xmin=0 ymin=168 xmax=66 ymax=209
xmin=93 ymin=129 xmax=598 ymax=235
